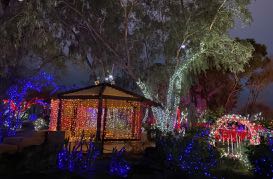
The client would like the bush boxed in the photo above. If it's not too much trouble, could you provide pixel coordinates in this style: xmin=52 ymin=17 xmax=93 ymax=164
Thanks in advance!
xmin=0 ymin=143 xmax=59 ymax=176
xmin=156 ymin=127 xmax=220 ymax=178
xmin=57 ymin=138 xmax=100 ymax=173
xmin=247 ymin=138 xmax=273 ymax=178
xmin=109 ymin=147 xmax=131 ymax=178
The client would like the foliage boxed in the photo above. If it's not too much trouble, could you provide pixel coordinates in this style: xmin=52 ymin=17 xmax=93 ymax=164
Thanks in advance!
xmin=198 ymin=107 xmax=225 ymax=123
xmin=0 ymin=1 xmax=65 ymax=78
xmin=247 ymin=138 xmax=273 ymax=178
xmin=251 ymin=112 xmax=273 ymax=130
xmin=0 ymin=72 xmax=57 ymax=136
xmin=0 ymin=0 xmax=255 ymax=131
xmin=0 ymin=0 xmax=254 ymax=86
xmin=218 ymin=157 xmax=248 ymax=171
xmin=109 ymin=147 xmax=131 ymax=178
xmin=191 ymin=70 xmax=240 ymax=113
xmin=213 ymin=157 xmax=251 ymax=178
xmin=190 ymin=39 xmax=272 ymax=115
xmin=156 ymin=127 xmax=220 ymax=178
xmin=57 ymin=136 xmax=100 ymax=174
xmin=239 ymin=39 xmax=273 ymax=115
xmin=0 ymin=143 xmax=59 ymax=175
xmin=33 ymin=117 xmax=48 ymax=131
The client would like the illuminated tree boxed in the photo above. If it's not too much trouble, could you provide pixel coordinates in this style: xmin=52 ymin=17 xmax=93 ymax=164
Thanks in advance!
xmin=136 ymin=1 xmax=254 ymax=131
xmin=1 ymin=72 xmax=58 ymax=136
xmin=0 ymin=0 xmax=254 ymax=132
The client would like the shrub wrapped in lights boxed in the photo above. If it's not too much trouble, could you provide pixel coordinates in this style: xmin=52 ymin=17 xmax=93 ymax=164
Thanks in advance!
xmin=33 ymin=118 xmax=48 ymax=131
xmin=57 ymin=135 xmax=100 ymax=173
xmin=109 ymin=147 xmax=131 ymax=178
xmin=157 ymin=128 xmax=220 ymax=178
xmin=1 ymin=72 xmax=57 ymax=136
xmin=247 ymin=137 xmax=273 ymax=178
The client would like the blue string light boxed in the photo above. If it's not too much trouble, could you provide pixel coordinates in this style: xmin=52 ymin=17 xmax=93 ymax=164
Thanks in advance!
xmin=57 ymin=139 xmax=100 ymax=173
xmin=161 ymin=128 xmax=218 ymax=178
xmin=109 ymin=147 xmax=131 ymax=178
xmin=249 ymin=137 xmax=273 ymax=178
xmin=1 ymin=72 xmax=58 ymax=137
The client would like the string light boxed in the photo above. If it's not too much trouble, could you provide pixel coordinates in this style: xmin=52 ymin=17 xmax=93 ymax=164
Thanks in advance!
xmin=49 ymin=99 xmax=142 ymax=141
xmin=57 ymin=139 xmax=100 ymax=172
xmin=109 ymin=147 xmax=131 ymax=178
xmin=162 ymin=129 xmax=218 ymax=178
xmin=33 ymin=118 xmax=47 ymax=131
xmin=210 ymin=114 xmax=260 ymax=146
xmin=209 ymin=114 xmax=259 ymax=168
xmin=104 ymin=74 xmax=115 ymax=85
xmin=49 ymin=99 xmax=59 ymax=131
xmin=2 ymin=72 xmax=57 ymax=136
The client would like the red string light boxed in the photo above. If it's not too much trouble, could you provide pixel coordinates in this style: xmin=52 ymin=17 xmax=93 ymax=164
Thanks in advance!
xmin=49 ymin=99 xmax=142 ymax=141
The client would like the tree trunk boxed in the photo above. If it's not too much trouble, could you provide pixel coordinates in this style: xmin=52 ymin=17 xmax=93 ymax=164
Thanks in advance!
xmin=180 ymin=0 xmax=184 ymax=9
xmin=0 ymin=2 xmax=4 ymax=16
xmin=187 ymin=88 xmax=196 ymax=128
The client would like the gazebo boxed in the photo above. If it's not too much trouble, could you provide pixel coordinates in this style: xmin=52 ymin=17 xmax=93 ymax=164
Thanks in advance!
xmin=49 ymin=83 xmax=158 ymax=142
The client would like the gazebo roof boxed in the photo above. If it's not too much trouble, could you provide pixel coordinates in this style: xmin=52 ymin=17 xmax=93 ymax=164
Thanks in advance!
xmin=57 ymin=83 xmax=160 ymax=106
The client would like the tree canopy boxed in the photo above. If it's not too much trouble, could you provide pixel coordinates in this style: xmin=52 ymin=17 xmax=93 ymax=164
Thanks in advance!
xmin=0 ymin=0 xmax=256 ymax=130
xmin=191 ymin=39 xmax=273 ymax=115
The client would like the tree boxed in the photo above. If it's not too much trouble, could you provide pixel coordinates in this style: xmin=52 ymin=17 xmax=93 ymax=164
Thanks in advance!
xmin=0 ymin=0 xmax=254 ymax=132
xmin=190 ymin=70 xmax=240 ymax=113
xmin=136 ymin=0 xmax=254 ymax=130
xmin=241 ymin=40 xmax=273 ymax=115
xmin=0 ymin=0 xmax=65 ymax=93
xmin=189 ymin=39 xmax=273 ymax=119
xmin=0 ymin=72 xmax=58 ymax=136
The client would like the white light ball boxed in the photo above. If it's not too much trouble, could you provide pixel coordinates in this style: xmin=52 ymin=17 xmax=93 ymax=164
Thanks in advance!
xmin=108 ymin=75 xmax=113 ymax=81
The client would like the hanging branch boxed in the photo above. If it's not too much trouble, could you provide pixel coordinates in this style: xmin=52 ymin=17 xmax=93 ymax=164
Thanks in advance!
xmin=59 ymin=0 xmax=137 ymax=80
xmin=209 ymin=0 xmax=227 ymax=31
xmin=224 ymin=74 xmax=240 ymax=112
xmin=0 ymin=1 xmax=4 ymax=16
xmin=120 ymin=0 xmax=137 ymax=76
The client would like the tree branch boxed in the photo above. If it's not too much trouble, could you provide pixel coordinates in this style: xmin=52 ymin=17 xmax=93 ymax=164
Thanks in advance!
xmin=224 ymin=74 xmax=239 ymax=111
xmin=209 ymin=0 xmax=227 ymax=31
xmin=0 ymin=2 xmax=4 ymax=16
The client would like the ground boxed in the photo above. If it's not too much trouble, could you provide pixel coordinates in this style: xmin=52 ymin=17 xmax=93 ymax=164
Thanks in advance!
xmin=0 ymin=144 xmax=257 ymax=179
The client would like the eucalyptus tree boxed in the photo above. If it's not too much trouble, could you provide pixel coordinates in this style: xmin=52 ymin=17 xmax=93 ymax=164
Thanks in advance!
xmin=134 ymin=0 xmax=254 ymax=131
xmin=0 ymin=0 xmax=254 ymax=132
xmin=188 ymin=40 xmax=273 ymax=115
xmin=0 ymin=0 xmax=65 ymax=95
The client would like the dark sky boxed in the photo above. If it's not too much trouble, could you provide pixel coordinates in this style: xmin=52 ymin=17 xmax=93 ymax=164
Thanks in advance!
xmin=230 ymin=0 xmax=273 ymax=56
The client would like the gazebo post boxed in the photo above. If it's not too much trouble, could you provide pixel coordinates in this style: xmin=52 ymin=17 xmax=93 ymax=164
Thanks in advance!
xmin=57 ymin=99 xmax=63 ymax=131
xmin=138 ymin=105 xmax=143 ymax=139
xmin=96 ymin=85 xmax=106 ymax=142
xmin=131 ymin=107 xmax=136 ymax=138
xmin=96 ymin=97 xmax=103 ymax=141
xmin=101 ymin=101 xmax=108 ymax=154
